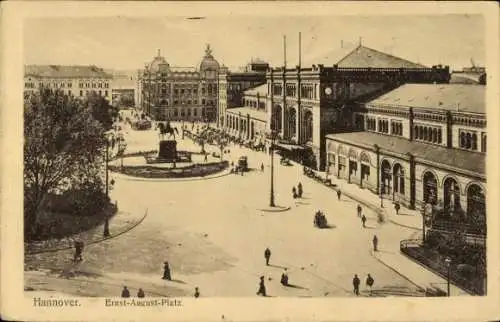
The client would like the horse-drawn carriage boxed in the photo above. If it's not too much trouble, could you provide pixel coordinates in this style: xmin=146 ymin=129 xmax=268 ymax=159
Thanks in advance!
xmin=280 ymin=157 xmax=291 ymax=166
xmin=314 ymin=210 xmax=328 ymax=229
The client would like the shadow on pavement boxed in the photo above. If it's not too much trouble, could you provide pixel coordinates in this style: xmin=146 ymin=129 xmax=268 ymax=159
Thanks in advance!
xmin=285 ymin=283 xmax=309 ymax=290
xmin=268 ymin=264 xmax=288 ymax=269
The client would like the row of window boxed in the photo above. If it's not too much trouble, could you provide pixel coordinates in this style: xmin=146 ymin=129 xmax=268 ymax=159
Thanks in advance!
xmin=244 ymin=99 xmax=266 ymax=110
xmin=459 ymin=130 xmax=486 ymax=152
xmin=378 ymin=120 xmax=389 ymax=134
xmin=165 ymin=108 xmax=207 ymax=118
xmin=414 ymin=124 xmax=443 ymax=144
xmin=391 ymin=121 xmax=403 ymax=136
xmin=366 ymin=117 xmax=376 ymax=131
xmin=300 ymin=85 xmax=316 ymax=100
xmin=79 ymin=90 xmax=109 ymax=97
xmin=79 ymin=83 xmax=109 ymax=89
xmin=286 ymin=84 xmax=297 ymax=97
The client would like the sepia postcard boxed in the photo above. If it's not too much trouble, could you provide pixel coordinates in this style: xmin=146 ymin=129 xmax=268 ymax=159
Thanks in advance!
xmin=1 ymin=1 xmax=499 ymax=321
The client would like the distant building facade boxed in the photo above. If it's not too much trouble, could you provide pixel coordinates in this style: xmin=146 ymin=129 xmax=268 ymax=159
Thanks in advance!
xmin=326 ymin=84 xmax=485 ymax=214
xmin=138 ymin=45 xmax=220 ymax=122
xmin=217 ymin=59 xmax=269 ymax=127
xmin=24 ymin=65 xmax=112 ymax=102
xmin=225 ymin=83 xmax=268 ymax=146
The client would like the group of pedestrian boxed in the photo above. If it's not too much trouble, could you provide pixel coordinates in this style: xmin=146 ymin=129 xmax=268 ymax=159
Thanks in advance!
xmin=292 ymin=182 xmax=303 ymax=199
xmin=356 ymin=204 xmax=368 ymax=228
xmin=352 ymin=273 xmax=375 ymax=296
xmin=121 ymin=286 xmax=145 ymax=298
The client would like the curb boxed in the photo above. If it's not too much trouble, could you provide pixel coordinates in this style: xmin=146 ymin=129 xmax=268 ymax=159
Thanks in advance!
xmin=111 ymin=168 xmax=232 ymax=182
xmin=258 ymin=206 xmax=292 ymax=213
xmin=25 ymin=209 xmax=149 ymax=255
xmin=389 ymin=219 xmax=421 ymax=231
xmin=369 ymin=249 xmax=426 ymax=293
xmin=305 ymin=176 xmax=422 ymax=229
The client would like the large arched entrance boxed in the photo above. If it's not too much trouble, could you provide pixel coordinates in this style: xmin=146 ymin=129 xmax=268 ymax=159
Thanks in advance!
xmin=423 ymin=171 xmax=438 ymax=205
xmin=303 ymin=110 xmax=313 ymax=142
xmin=380 ymin=159 xmax=392 ymax=195
xmin=271 ymin=105 xmax=282 ymax=132
xmin=443 ymin=177 xmax=461 ymax=211
xmin=393 ymin=163 xmax=405 ymax=199
xmin=467 ymin=184 xmax=485 ymax=218
xmin=288 ymin=108 xmax=297 ymax=138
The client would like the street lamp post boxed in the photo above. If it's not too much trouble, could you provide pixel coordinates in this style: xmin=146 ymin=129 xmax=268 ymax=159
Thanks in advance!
xmin=269 ymin=130 xmax=276 ymax=207
xmin=445 ymin=257 xmax=452 ymax=296
xmin=105 ymin=140 xmax=109 ymax=199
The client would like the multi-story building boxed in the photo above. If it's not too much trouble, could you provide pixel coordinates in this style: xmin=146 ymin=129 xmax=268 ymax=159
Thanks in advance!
xmin=264 ymin=45 xmax=450 ymax=170
xmin=217 ymin=59 xmax=269 ymax=127
xmin=325 ymin=84 xmax=485 ymax=214
xmin=24 ymin=65 xmax=113 ymax=102
xmin=138 ymin=45 xmax=220 ymax=122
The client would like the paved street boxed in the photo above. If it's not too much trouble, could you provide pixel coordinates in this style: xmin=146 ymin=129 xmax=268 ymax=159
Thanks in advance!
xmin=25 ymin=118 xmax=426 ymax=297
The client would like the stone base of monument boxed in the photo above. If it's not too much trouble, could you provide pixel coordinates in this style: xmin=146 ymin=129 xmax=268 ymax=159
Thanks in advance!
xmin=144 ymin=140 xmax=192 ymax=164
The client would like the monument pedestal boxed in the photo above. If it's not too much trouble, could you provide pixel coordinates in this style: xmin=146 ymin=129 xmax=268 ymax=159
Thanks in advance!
xmin=159 ymin=140 xmax=177 ymax=161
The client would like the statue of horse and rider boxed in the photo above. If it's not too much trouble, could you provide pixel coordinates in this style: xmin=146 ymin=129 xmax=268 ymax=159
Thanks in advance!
xmin=158 ymin=121 xmax=179 ymax=141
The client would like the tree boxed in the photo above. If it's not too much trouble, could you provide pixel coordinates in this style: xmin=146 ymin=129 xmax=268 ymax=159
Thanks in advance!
xmin=24 ymin=89 xmax=107 ymax=238
xmin=82 ymin=92 xmax=118 ymax=130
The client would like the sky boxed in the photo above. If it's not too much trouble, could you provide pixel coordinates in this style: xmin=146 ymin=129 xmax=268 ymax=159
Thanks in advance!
xmin=24 ymin=14 xmax=485 ymax=72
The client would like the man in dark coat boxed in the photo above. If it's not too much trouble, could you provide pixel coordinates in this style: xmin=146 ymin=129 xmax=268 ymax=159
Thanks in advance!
xmin=137 ymin=288 xmax=145 ymax=298
xmin=280 ymin=269 xmax=289 ymax=286
xmin=352 ymin=274 xmax=360 ymax=296
xmin=264 ymin=247 xmax=271 ymax=266
xmin=372 ymin=235 xmax=379 ymax=252
xmin=292 ymin=187 xmax=297 ymax=199
xmin=194 ymin=287 xmax=200 ymax=298
xmin=256 ymin=276 xmax=266 ymax=296
xmin=121 ymin=286 xmax=130 ymax=298
xmin=361 ymin=215 xmax=367 ymax=228
xmin=162 ymin=261 xmax=172 ymax=280
xmin=357 ymin=204 xmax=362 ymax=217
xmin=297 ymin=182 xmax=303 ymax=198
xmin=103 ymin=218 xmax=110 ymax=238
xmin=337 ymin=190 xmax=342 ymax=201
xmin=366 ymin=274 xmax=374 ymax=294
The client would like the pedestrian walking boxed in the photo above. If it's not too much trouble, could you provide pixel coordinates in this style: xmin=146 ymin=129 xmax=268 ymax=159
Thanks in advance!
xmin=204 ymin=153 xmax=208 ymax=163
xmin=73 ymin=239 xmax=83 ymax=262
xmin=264 ymin=247 xmax=271 ymax=266
xmin=372 ymin=235 xmax=378 ymax=252
xmin=297 ymin=182 xmax=303 ymax=198
xmin=357 ymin=204 xmax=362 ymax=217
xmin=162 ymin=261 xmax=172 ymax=280
xmin=366 ymin=274 xmax=374 ymax=294
xmin=280 ymin=269 xmax=289 ymax=286
xmin=352 ymin=274 xmax=360 ymax=296
xmin=261 ymin=163 xmax=264 ymax=172
xmin=292 ymin=186 xmax=297 ymax=199
xmin=337 ymin=189 xmax=342 ymax=201
xmin=103 ymin=218 xmax=110 ymax=238
xmin=361 ymin=214 xmax=367 ymax=228
xmin=121 ymin=286 xmax=130 ymax=298
xmin=137 ymin=288 xmax=145 ymax=298
xmin=256 ymin=276 xmax=267 ymax=296
xmin=394 ymin=202 xmax=401 ymax=215
xmin=194 ymin=287 xmax=200 ymax=298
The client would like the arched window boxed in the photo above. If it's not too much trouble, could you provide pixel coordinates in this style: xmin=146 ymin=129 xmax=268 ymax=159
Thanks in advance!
xmin=288 ymin=108 xmax=297 ymax=137
xmin=466 ymin=133 xmax=472 ymax=149
xmin=443 ymin=177 xmax=461 ymax=211
xmin=432 ymin=128 xmax=438 ymax=143
xmin=472 ymin=133 xmax=478 ymax=150
xmin=460 ymin=132 xmax=466 ymax=148
xmin=415 ymin=126 xmax=419 ymax=139
xmin=393 ymin=163 xmax=405 ymax=195
xmin=438 ymin=129 xmax=442 ymax=143
xmin=423 ymin=171 xmax=438 ymax=205
xmin=423 ymin=127 xmax=428 ymax=141
xmin=419 ymin=126 xmax=424 ymax=139
xmin=467 ymin=184 xmax=485 ymax=219
xmin=304 ymin=110 xmax=313 ymax=142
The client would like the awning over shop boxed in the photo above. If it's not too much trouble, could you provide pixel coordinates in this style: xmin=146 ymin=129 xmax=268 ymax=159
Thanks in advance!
xmin=274 ymin=142 xmax=307 ymax=152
